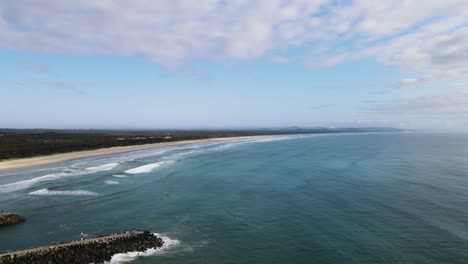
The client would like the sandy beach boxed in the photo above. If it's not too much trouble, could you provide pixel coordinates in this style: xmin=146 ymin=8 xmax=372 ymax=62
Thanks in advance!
xmin=0 ymin=135 xmax=269 ymax=172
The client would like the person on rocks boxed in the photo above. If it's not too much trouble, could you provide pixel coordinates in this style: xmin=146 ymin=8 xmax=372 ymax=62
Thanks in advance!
xmin=80 ymin=232 xmax=85 ymax=241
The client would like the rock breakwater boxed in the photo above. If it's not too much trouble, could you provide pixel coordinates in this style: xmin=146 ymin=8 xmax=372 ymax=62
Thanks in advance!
xmin=0 ymin=231 xmax=163 ymax=264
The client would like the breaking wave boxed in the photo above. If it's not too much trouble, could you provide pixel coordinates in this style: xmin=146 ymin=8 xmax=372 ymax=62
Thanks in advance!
xmin=108 ymin=233 xmax=180 ymax=263
xmin=28 ymin=188 xmax=98 ymax=196
xmin=124 ymin=162 xmax=165 ymax=174
xmin=0 ymin=136 xmax=295 ymax=194
xmin=0 ymin=163 xmax=119 ymax=193
xmin=105 ymin=180 xmax=120 ymax=185
xmin=120 ymin=137 xmax=293 ymax=176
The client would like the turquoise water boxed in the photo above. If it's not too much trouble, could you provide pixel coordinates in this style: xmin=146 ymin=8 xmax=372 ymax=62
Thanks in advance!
xmin=2 ymin=133 xmax=468 ymax=263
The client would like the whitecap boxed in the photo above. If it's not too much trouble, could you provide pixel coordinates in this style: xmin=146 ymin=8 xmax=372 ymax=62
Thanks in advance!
xmin=28 ymin=188 xmax=98 ymax=196
xmin=124 ymin=162 xmax=165 ymax=174
xmin=108 ymin=233 xmax=180 ymax=263
xmin=85 ymin=163 xmax=120 ymax=173
xmin=112 ymin=174 xmax=127 ymax=178
xmin=105 ymin=180 xmax=120 ymax=185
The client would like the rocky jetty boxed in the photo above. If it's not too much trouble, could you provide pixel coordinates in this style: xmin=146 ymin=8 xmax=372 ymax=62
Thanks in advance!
xmin=0 ymin=230 xmax=163 ymax=264
xmin=0 ymin=213 xmax=25 ymax=227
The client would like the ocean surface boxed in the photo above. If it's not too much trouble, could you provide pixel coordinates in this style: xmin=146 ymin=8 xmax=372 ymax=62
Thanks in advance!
xmin=1 ymin=133 xmax=468 ymax=263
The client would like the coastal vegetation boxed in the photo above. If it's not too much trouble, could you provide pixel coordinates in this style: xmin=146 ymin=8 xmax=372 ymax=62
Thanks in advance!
xmin=0 ymin=127 xmax=399 ymax=161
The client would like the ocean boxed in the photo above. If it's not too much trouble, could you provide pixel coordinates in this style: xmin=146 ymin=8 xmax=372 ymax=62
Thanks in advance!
xmin=1 ymin=133 xmax=468 ymax=263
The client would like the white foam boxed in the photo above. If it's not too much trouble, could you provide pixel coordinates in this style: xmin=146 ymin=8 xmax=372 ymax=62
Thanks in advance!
xmin=28 ymin=188 xmax=98 ymax=196
xmin=0 ymin=163 xmax=119 ymax=193
xmin=163 ymin=136 xmax=292 ymax=158
xmin=208 ymin=142 xmax=239 ymax=152
xmin=124 ymin=162 xmax=165 ymax=174
xmin=252 ymin=136 xmax=293 ymax=143
xmin=105 ymin=180 xmax=120 ymax=185
xmin=85 ymin=163 xmax=119 ymax=173
xmin=112 ymin=174 xmax=127 ymax=178
xmin=108 ymin=233 xmax=180 ymax=263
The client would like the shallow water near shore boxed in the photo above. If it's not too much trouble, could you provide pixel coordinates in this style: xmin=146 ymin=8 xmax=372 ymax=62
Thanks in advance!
xmin=2 ymin=133 xmax=468 ymax=263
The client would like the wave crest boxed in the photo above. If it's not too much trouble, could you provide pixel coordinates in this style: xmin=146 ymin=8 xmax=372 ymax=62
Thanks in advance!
xmin=105 ymin=180 xmax=120 ymax=185
xmin=0 ymin=163 xmax=118 ymax=193
xmin=28 ymin=188 xmax=98 ymax=196
xmin=124 ymin=162 xmax=165 ymax=174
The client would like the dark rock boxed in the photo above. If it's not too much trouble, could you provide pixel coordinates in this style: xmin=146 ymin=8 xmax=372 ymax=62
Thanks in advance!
xmin=0 ymin=213 xmax=25 ymax=227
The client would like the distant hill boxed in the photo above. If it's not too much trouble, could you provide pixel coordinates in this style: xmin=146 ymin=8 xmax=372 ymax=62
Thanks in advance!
xmin=260 ymin=126 xmax=402 ymax=134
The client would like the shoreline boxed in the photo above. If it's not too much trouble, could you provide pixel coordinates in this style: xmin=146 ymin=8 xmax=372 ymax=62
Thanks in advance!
xmin=0 ymin=135 xmax=277 ymax=172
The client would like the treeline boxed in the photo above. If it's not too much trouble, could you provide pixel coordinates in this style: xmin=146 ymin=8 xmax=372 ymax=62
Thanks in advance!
xmin=0 ymin=127 xmax=400 ymax=161
xmin=0 ymin=130 xmax=249 ymax=160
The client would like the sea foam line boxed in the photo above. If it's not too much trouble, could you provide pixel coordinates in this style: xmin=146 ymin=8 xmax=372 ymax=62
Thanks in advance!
xmin=116 ymin=136 xmax=293 ymax=168
xmin=28 ymin=188 xmax=98 ymax=196
xmin=121 ymin=137 xmax=292 ymax=174
xmin=0 ymin=163 xmax=119 ymax=193
xmin=124 ymin=162 xmax=165 ymax=174
xmin=108 ymin=233 xmax=180 ymax=263
xmin=105 ymin=180 xmax=120 ymax=185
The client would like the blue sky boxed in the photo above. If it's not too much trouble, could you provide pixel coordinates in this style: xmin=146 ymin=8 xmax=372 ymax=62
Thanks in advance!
xmin=1 ymin=1 xmax=467 ymax=130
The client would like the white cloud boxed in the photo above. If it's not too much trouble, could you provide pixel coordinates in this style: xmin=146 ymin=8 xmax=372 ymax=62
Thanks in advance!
xmin=377 ymin=24 xmax=468 ymax=85
xmin=270 ymin=55 xmax=290 ymax=64
xmin=1 ymin=0 xmax=468 ymax=82
xmin=361 ymin=86 xmax=468 ymax=130
xmin=364 ymin=83 xmax=468 ymax=113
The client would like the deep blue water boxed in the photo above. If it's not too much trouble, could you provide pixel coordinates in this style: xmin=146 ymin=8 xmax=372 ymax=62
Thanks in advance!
xmin=2 ymin=133 xmax=468 ymax=263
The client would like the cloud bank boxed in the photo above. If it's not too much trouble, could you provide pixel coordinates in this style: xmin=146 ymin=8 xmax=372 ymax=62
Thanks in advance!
xmin=1 ymin=0 xmax=467 ymax=83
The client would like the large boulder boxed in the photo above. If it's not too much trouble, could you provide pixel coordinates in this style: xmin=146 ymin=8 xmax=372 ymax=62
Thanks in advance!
xmin=0 ymin=213 xmax=25 ymax=226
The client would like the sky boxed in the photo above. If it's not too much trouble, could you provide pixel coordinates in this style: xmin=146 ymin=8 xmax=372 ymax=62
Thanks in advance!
xmin=1 ymin=0 xmax=468 ymax=130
